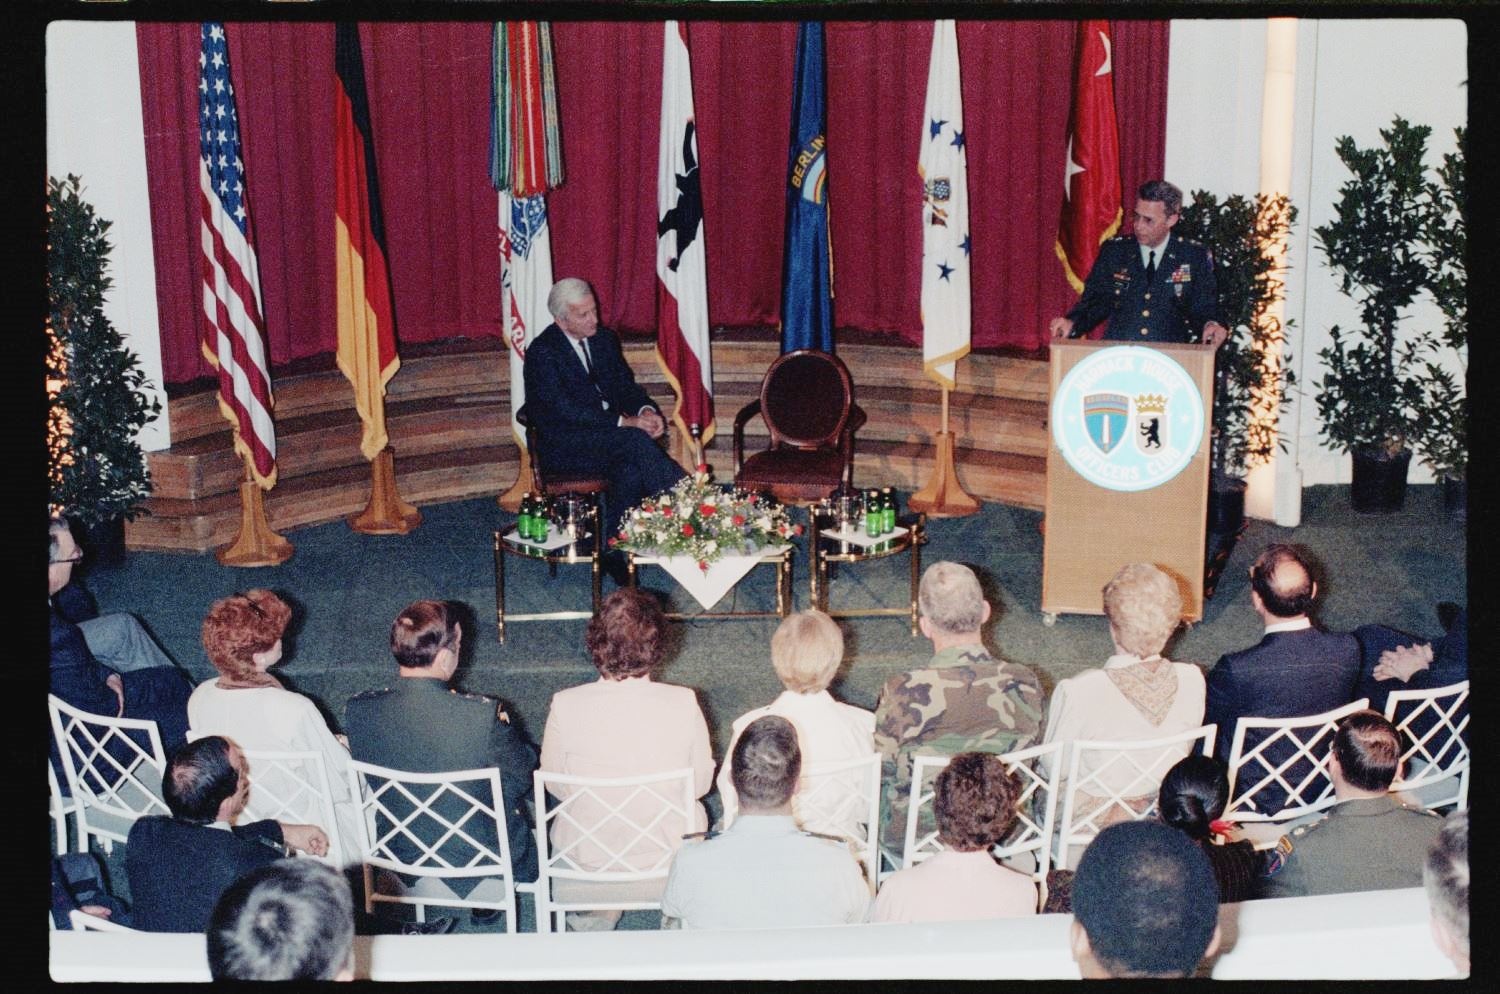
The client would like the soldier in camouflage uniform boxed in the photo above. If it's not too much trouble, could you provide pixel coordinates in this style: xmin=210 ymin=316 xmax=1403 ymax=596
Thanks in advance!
xmin=873 ymin=562 xmax=1045 ymax=858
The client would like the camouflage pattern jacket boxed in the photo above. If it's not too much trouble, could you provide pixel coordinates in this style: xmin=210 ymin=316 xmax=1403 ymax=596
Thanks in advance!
xmin=873 ymin=645 xmax=1046 ymax=855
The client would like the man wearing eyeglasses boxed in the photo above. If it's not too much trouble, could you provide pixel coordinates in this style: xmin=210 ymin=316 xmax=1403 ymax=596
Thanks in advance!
xmin=49 ymin=515 xmax=193 ymax=760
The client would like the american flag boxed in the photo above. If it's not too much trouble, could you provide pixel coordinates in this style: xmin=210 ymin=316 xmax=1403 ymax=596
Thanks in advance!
xmin=199 ymin=21 xmax=277 ymax=487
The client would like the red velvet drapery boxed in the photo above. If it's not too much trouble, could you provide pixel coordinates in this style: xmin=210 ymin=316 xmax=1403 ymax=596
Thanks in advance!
xmin=137 ymin=20 xmax=1167 ymax=385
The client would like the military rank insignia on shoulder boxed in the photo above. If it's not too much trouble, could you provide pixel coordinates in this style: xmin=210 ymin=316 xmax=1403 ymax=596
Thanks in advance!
xmin=454 ymin=689 xmax=494 ymax=705
xmin=349 ymin=686 xmax=391 ymax=700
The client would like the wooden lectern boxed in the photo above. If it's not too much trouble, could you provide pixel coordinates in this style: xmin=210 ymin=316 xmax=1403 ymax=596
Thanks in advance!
xmin=1041 ymin=339 xmax=1214 ymax=622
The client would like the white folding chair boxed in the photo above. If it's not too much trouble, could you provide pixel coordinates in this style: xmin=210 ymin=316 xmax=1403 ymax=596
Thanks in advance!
xmin=50 ymin=762 xmax=79 ymax=856
xmin=795 ymin=753 xmax=881 ymax=895
xmin=67 ymin=908 xmax=139 ymax=933
xmin=900 ymin=740 xmax=1064 ymax=910
xmin=347 ymin=760 xmax=523 ymax=932
xmin=1054 ymin=724 xmax=1216 ymax=870
xmin=239 ymin=748 xmax=346 ymax=868
xmin=1385 ymin=680 xmax=1469 ymax=810
xmin=1224 ymin=699 xmax=1370 ymax=824
xmin=533 ymin=767 xmax=695 ymax=934
xmin=47 ymin=694 xmax=169 ymax=853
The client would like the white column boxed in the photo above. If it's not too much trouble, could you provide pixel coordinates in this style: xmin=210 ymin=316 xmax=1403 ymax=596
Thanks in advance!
xmin=46 ymin=21 xmax=170 ymax=451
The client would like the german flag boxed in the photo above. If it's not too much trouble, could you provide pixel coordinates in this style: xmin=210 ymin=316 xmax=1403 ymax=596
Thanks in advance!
xmin=334 ymin=22 xmax=399 ymax=462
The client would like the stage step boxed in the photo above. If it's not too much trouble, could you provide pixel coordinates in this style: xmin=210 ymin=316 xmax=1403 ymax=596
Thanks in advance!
xmin=126 ymin=339 xmax=1048 ymax=553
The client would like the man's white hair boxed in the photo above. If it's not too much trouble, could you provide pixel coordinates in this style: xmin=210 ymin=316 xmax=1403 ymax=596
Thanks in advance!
xmin=547 ymin=277 xmax=595 ymax=320
xmin=918 ymin=561 xmax=986 ymax=635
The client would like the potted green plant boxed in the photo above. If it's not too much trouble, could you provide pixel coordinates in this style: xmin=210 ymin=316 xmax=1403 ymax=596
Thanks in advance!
xmin=1312 ymin=117 xmax=1434 ymax=512
xmin=47 ymin=174 xmax=161 ymax=550
xmin=1412 ymin=127 xmax=1466 ymax=514
xmin=1177 ymin=190 xmax=1298 ymax=533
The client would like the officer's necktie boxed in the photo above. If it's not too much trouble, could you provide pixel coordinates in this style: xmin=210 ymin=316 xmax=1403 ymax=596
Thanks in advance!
xmin=1145 ymin=250 xmax=1157 ymax=284
xmin=581 ymin=340 xmax=607 ymax=407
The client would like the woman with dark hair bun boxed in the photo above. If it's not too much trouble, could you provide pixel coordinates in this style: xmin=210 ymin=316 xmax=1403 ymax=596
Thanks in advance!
xmin=1157 ymin=754 xmax=1287 ymax=904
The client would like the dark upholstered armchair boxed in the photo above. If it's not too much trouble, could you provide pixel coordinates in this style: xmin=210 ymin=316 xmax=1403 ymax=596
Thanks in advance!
xmin=732 ymin=350 xmax=867 ymax=505
xmin=515 ymin=404 xmax=609 ymax=503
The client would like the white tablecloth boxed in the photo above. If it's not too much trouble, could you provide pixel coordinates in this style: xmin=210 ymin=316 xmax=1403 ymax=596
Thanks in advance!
xmin=631 ymin=546 xmax=784 ymax=609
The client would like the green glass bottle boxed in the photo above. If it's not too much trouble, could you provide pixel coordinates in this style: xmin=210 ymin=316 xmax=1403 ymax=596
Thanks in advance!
xmin=882 ymin=487 xmax=897 ymax=533
xmin=518 ymin=494 xmax=535 ymax=541
xmin=865 ymin=489 xmax=881 ymax=537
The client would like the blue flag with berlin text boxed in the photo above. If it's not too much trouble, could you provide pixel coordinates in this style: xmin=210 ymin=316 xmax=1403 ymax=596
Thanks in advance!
xmin=779 ymin=22 xmax=834 ymax=354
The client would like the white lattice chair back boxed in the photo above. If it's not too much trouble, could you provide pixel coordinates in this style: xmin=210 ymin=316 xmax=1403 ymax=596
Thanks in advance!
xmin=1225 ymin=699 xmax=1370 ymax=823
xmin=901 ymin=740 xmax=1063 ymax=908
xmin=241 ymin=748 xmax=345 ymax=868
xmin=1385 ymin=681 xmax=1469 ymax=810
xmin=533 ymin=767 xmax=695 ymax=933
xmin=1055 ymin=724 xmax=1216 ymax=870
xmin=796 ymin=752 xmax=881 ymax=894
xmin=67 ymin=908 xmax=139 ymax=933
xmin=50 ymin=762 xmax=79 ymax=856
xmin=47 ymin=694 xmax=169 ymax=853
xmin=347 ymin=760 xmax=520 ymax=930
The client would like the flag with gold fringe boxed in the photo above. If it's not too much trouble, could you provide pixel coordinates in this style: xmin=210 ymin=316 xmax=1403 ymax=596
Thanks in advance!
xmin=1055 ymin=19 xmax=1122 ymax=294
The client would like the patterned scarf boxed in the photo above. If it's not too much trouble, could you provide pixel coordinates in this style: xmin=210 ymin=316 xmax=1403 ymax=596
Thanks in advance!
xmin=1105 ymin=658 xmax=1178 ymax=726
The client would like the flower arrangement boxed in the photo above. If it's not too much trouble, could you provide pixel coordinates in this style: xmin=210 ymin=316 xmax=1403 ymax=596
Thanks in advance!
xmin=611 ymin=467 xmax=802 ymax=571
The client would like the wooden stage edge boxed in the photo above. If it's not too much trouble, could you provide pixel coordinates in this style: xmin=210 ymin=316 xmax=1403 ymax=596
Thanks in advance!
xmin=127 ymin=339 xmax=1051 ymax=554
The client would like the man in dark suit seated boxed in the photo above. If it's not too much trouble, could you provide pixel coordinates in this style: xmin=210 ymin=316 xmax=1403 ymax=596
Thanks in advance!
xmin=1049 ymin=180 xmax=1230 ymax=347
xmin=1353 ymin=604 xmax=1467 ymax=715
xmin=345 ymin=600 xmax=539 ymax=930
xmin=523 ymin=277 xmax=686 ymax=575
xmin=1204 ymin=544 xmax=1360 ymax=815
xmin=125 ymin=735 xmax=329 ymax=933
xmin=49 ymin=516 xmax=193 ymax=778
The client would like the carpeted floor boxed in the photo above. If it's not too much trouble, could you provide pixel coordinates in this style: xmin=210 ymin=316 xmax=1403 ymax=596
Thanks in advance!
xmin=74 ymin=483 xmax=1466 ymax=931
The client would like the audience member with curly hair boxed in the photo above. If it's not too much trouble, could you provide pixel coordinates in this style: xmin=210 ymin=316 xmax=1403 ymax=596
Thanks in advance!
xmin=869 ymin=751 xmax=1037 ymax=922
xmin=187 ymin=589 xmax=360 ymax=862
xmin=539 ymin=588 xmax=714 ymax=931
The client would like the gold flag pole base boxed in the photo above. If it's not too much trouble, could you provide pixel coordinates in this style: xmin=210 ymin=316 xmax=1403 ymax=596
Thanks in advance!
xmin=349 ymin=446 xmax=422 ymax=534
xmin=497 ymin=447 xmax=534 ymax=512
xmin=908 ymin=430 xmax=981 ymax=517
xmin=216 ymin=478 xmax=294 ymax=567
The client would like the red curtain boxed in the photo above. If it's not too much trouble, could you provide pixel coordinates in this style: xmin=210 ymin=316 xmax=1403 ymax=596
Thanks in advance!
xmin=138 ymin=20 xmax=1167 ymax=386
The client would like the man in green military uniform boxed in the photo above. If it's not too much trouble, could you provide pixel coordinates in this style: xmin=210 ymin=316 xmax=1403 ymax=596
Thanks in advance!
xmin=873 ymin=562 xmax=1045 ymax=860
xmin=345 ymin=601 xmax=538 ymax=929
xmin=1264 ymin=710 xmax=1442 ymax=899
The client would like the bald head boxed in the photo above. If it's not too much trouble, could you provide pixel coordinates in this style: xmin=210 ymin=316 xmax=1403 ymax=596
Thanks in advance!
xmin=1248 ymin=544 xmax=1316 ymax=620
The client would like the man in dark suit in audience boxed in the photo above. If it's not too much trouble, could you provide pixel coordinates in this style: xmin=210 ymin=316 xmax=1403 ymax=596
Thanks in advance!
xmin=1204 ymin=544 xmax=1360 ymax=814
xmin=345 ymin=600 xmax=538 ymax=929
xmin=49 ymin=516 xmax=193 ymax=776
xmin=1353 ymin=604 xmax=1467 ymax=715
xmin=522 ymin=277 xmax=686 ymax=576
xmin=125 ymin=735 xmax=329 ymax=933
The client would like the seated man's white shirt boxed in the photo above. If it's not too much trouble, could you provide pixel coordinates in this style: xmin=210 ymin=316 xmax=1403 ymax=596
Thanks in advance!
xmin=868 ymin=849 xmax=1036 ymax=924
xmin=660 ymin=814 xmax=868 ymax=929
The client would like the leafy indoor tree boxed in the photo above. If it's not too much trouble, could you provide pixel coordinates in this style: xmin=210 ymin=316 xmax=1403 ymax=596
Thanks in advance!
xmin=1312 ymin=117 xmax=1432 ymax=467
xmin=1411 ymin=127 xmax=1466 ymax=489
xmin=1177 ymin=191 xmax=1298 ymax=497
xmin=47 ymin=174 xmax=160 ymax=530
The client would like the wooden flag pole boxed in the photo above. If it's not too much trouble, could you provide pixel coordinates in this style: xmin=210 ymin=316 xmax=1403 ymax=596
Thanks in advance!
xmin=216 ymin=458 xmax=294 ymax=566
xmin=497 ymin=447 xmax=534 ymax=512
xmin=350 ymin=445 xmax=422 ymax=534
xmin=908 ymin=384 xmax=981 ymax=517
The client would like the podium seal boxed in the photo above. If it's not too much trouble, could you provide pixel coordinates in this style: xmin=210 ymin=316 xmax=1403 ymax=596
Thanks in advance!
xmin=1051 ymin=346 xmax=1204 ymax=492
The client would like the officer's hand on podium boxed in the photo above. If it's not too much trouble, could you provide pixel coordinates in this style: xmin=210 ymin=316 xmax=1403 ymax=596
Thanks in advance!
xmin=1049 ymin=317 xmax=1074 ymax=340
xmin=1202 ymin=321 xmax=1229 ymax=349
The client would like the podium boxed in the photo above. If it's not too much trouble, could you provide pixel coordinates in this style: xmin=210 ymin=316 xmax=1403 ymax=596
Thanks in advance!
xmin=1041 ymin=340 xmax=1214 ymax=622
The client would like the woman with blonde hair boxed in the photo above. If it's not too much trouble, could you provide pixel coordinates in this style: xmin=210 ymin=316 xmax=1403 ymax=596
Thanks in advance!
xmin=1040 ymin=564 xmax=1206 ymax=822
xmin=716 ymin=610 xmax=874 ymax=836
xmin=187 ymin=589 xmax=358 ymax=863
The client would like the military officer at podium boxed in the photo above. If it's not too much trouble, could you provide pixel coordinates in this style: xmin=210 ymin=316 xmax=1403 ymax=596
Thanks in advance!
xmin=1050 ymin=180 xmax=1229 ymax=348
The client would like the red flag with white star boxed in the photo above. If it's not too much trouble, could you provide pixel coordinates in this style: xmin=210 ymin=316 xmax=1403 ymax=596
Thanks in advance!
xmin=1055 ymin=20 xmax=1122 ymax=293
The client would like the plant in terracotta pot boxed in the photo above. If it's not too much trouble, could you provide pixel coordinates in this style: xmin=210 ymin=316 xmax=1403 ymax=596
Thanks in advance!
xmin=47 ymin=174 xmax=161 ymax=544
xmin=1312 ymin=117 xmax=1435 ymax=512
xmin=1411 ymin=127 xmax=1466 ymax=513
xmin=1177 ymin=190 xmax=1298 ymax=532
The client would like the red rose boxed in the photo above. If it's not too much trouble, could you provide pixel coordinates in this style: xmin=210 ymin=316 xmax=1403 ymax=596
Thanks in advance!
xmin=681 ymin=523 xmax=695 ymax=537
xmin=607 ymin=537 xmax=618 ymax=547
xmin=696 ymin=463 xmax=710 ymax=474
xmin=732 ymin=515 xmax=745 ymax=526
xmin=793 ymin=524 xmax=804 ymax=536
xmin=697 ymin=559 xmax=709 ymax=571
xmin=699 ymin=503 xmax=717 ymax=517
xmin=662 ymin=506 xmax=674 ymax=517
